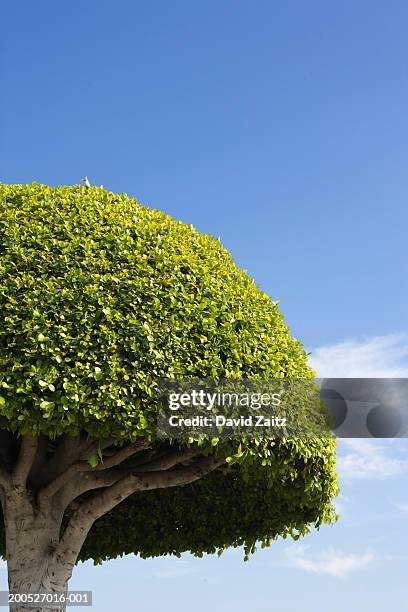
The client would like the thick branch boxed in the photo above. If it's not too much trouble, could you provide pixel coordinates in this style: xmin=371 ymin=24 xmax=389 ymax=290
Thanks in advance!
xmin=60 ymin=469 xmax=128 ymax=509
xmin=132 ymin=447 xmax=199 ymax=472
xmin=58 ymin=447 xmax=200 ymax=508
xmin=34 ymin=435 xmax=83 ymax=487
xmin=12 ymin=436 xmax=38 ymax=487
xmin=35 ymin=434 xmax=111 ymax=484
xmin=38 ymin=439 xmax=151 ymax=506
xmin=35 ymin=435 xmax=116 ymax=489
xmin=90 ymin=439 xmax=152 ymax=471
xmin=86 ymin=455 xmax=225 ymax=521
xmin=38 ymin=462 xmax=89 ymax=506
xmin=78 ymin=436 xmax=116 ymax=460
xmin=54 ymin=455 xmax=225 ymax=569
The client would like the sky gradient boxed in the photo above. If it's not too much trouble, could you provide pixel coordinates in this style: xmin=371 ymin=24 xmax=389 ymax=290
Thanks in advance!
xmin=1 ymin=1 xmax=407 ymax=610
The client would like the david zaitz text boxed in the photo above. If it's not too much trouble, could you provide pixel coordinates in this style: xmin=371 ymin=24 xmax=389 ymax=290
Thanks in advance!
xmin=167 ymin=414 xmax=287 ymax=427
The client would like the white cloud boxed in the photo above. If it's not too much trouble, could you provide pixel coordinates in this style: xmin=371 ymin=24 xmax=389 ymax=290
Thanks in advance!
xmin=283 ymin=545 xmax=374 ymax=578
xmin=309 ymin=334 xmax=408 ymax=377
xmin=337 ymin=439 xmax=408 ymax=480
xmin=393 ymin=501 xmax=408 ymax=513
xmin=309 ymin=334 xmax=408 ymax=479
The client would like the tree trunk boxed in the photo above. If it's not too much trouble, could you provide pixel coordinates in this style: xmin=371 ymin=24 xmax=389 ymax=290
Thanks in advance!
xmin=4 ymin=489 xmax=72 ymax=612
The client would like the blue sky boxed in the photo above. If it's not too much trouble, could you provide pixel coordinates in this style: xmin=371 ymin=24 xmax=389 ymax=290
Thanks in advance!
xmin=1 ymin=1 xmax=408 ymax=610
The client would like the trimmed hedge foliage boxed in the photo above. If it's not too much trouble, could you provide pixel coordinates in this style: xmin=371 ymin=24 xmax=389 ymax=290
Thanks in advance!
xmin=0 ymin=183 xmax=338 ymax=561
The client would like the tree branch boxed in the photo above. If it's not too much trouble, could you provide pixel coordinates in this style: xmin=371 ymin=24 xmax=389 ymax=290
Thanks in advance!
xmin=77 ymin=436 xmax=116 ymax=461
xmin=91 ymin=455 xmax=225 ymax=522
xmin=90 ymin=439 xmax=152 ymax=471
xmin=132 ymin=447 xmax=199 ymax=472
xmin=12 ymin=436 xmax=38 ymax=487
xmin=38 ymin=462 xmax=89 ymax=506
xmin=35 ymin=435 xmax=117 ymax=488
xmin=38 ymin=439 xmax=152 ymax=506
xmin=61 ymin=469 xmax=128 ymax=508
xmin=54 ymin=455 xmax=225 ymax=571
xmin=58 ymin=447 xmax=200 ymax=508
xmin=34 ymin=435 xmax=82 ymax=487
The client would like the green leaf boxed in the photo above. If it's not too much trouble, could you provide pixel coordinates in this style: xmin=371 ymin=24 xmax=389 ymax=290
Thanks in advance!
xmin=88 ymin=453 xmax=99 ymax=468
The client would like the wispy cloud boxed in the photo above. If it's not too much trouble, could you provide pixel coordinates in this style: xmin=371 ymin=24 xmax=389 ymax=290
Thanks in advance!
xmin=283 ymin=545 xmax=374 ymax=578
xmin=309 ymin=334 xmax=408 ymax=377
xmin=146 ymin=559 xmax=197 ymax=579
xmin=310 ymin=334 xmax=408 ymax=479
xmin=337 ymin=439 xmax=408 ymax=480
xmin=393 ymin=501 xmax=408 ymax=513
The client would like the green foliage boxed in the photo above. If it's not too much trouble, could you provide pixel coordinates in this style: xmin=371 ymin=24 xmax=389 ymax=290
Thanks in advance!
xmin=78 ymin=437 xmax=338 ymax=563
xmin=0 ymin=183 xmax=338 ymax=560
xmin=0 ymin=183 xmax=313 ymax=439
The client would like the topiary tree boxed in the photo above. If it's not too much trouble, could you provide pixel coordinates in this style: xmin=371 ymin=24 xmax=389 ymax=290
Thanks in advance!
xmin=0 ymin=183 xmax=338 ymax=611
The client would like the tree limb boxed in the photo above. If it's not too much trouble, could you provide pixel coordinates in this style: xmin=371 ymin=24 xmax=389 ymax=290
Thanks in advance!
xmin=58 ymin=447 xmax=200 ymax=508
xmin=77 ymin=436 xmax=116 ymax=461
xmin=90 ymin=439 xmax=152 ymax=471
xmin=38 ymin=439 xmax=151 ymax=506
xmin=38 ymin=462 xmax=90 ymax=507
xmin=35 ymin=435 xmax=116 ymax=488
xmin=12 ymin=436 xmax=38 ymax=487
xmin=91 ymin=455 xmax=225 ymax=522
xmin=54 ymin=455 xmax=225 ymax=571
xmin=34 ymin=435 xmax=82 ymax=487
xmin=131 ymin=447 xmax=199 ymax=472
xmin=60 ymin=468 xmax=128 ymax=509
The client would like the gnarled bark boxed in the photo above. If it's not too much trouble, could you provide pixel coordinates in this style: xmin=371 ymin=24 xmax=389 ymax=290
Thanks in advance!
xmin=4 ymin=489 xmax=69 ymax=612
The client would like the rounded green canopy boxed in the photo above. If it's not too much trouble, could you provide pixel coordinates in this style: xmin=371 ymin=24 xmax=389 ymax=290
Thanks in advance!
xmin=0 ymin=183 xmax=338 ymax=561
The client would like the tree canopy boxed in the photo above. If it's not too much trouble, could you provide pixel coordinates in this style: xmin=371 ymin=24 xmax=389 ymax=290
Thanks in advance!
xmin=0 ymin=183 xmax=338 ymax=564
